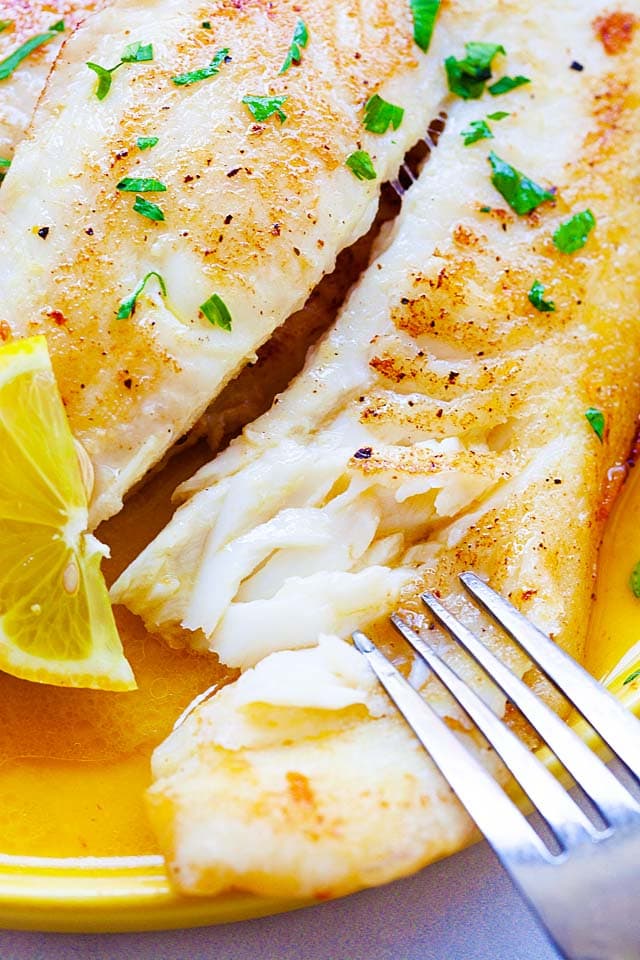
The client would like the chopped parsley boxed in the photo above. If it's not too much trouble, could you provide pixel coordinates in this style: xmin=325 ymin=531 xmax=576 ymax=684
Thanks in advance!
xmin=0 ymin=157 xmax=10 ymax=182
xmin=172 ymin=47 xmax=230 ymax=86
xmin=279 ymin=19 xmax=309 ymax=74
xmin=137 ymin=136 xmax=159 ymax=150
xmin=0 ymin=20 xmax=13 ymax=33
xmin=445 ymin=42 xmax=504 ymax=100
xmin=623 ymin=667 xmax=640 ymax=685
xmin=552 ymin=209 xmax=596 ymax=254
xmin=487 ymin=110 xmax=509 ymax=120
xmin=410 ymin=0 xmax=441 ymax=53
xmin=488 ymin=151 xmax=554 ymax=215
xmin=461 ymin=119 xmax=493 ymax=145
xmin=0 ymin=21 xmax=65 ymax=81
xmin=200 ymin=293 xmax=232 ymax=330
xmin=202 ymin=20 xmax=212 ymax=29
xmin=87 ymin=40 xmax=153 ymax=99
xmin=630 ymin=562 xmax=640 ymax=599
xmin=242 ymin=94 xmax=288 ymax=123
xmin=117 ymin=177 xmax=167 ymax=192
xmin=489 ymin=74 xmax=530 ymax=95
xmin=346 ymin=150 xmax=377 ymax=181
xmin=363 ymin=94 xmax=404 ymax=134
xmin=585 ymin=406 xmax=604 ymax=442
xmin=117 ymin=271 xmax=167 ymax=320
xmin=132 ymin=195 xmax=165 ymax=221
xmin=528 ymin=280 xmax=555 ymax=313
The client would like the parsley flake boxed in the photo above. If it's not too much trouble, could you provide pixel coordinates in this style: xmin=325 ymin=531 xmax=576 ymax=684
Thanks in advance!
xmin=461 ymin=119 xmax=493 ymax=145
xmin=585 ymin=407 xmax=604 ymax=442
xmin=489 ymin=74 xmax=530 ymax=95
xmin=133 ymin=195 xmax=165 ymax=221
xmin=346 ymin=150 xmax=377 ymax=181
xmin=363 ymin=94 xmax=404 ymax=134
xmin=553 ymin=209 xmax=596 ymax=254
xmin=528 ymin=280 xmax=556 ymax=313
xmin=445 ymin=42 xmax=504 ymax=100
xmin=86 ymin=40 xmax=153 ymax=100
xmin=410 ymin=0 xmax=441 ymax=53
xmin=488 ymin=151 xmax=554 ymax=215
xmin=117 ymin=271 xmax=167 ymax=320
xmin=137 ymin=136 xmax=158 ymax=150
xmin=200 ymin=293 xmax=232 ymax=330
xmin=487 ymin=110 xmax=509 ymax=120
xmin=202 ymin=20 xmax=212 ymax=29
xmin=0 ymin=157 xmax=10 ymax=183
xmin=117 ymin=177 xmax=167 ymax=192
xmin=279 ymin=19 xmax=309 ymax=74
xmin=242 ymin=94 xmax=288 ymax=123
xmin=623 ymin=667 xmax=640 ymax=685
xmin=630 ymin=562 xmax=640 ymax=599
xmin=172 ymin=47 xmax=230 ymax=86
xmin=0 ymin=20 xmax=13 ymax=33
xmin=0 ymin=22 xmax=65 ymax=81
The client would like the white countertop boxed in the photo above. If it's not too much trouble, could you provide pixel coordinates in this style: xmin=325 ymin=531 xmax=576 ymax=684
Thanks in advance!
xmin=0 ymin=839 xmax=562 ymax=960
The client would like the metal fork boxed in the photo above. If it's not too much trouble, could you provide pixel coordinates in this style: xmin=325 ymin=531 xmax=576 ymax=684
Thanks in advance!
xmin=353 ymin=571 xmax=640 ymax=960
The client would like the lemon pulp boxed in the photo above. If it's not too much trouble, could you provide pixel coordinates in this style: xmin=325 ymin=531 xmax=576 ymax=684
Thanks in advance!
xmin=0 ymin=335 xmax=134 ymax=690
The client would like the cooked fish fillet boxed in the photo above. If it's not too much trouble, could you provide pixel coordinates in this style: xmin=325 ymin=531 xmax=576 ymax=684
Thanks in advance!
xmin=115 ymin=0 xmax=640 ymax=897
xmin=114 ymin=0 xmax=640 ymax=674
xmin=148 ymin=635 xmax=500 ymax=899
xmin=0 ymin=0 xmax=459 ymax=528
xmin=0 ymin=1 xmax=106 ymax=161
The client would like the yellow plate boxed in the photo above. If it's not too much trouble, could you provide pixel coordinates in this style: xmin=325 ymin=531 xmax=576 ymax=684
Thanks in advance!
xmin=1 ymin=446 xmax=639 ymax=933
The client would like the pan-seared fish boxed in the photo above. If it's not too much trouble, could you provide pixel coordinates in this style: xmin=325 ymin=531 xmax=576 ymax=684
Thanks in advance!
xmin=116 ymin=0 xmax=640 ymax=897
xmin=0 ymin=0 xmax=459 ymax=527
xmin=114 ymin=1 xmax=640 ymax=672
xmin=0 ymin=2 xmax=106 ymax=162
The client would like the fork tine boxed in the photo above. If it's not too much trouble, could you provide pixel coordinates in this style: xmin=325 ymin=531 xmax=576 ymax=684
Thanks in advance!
xmin=422 ymin=589 xmax=640 ymax=827
xmin=460 ymin=571 xmax=640 ymax=783
xmin=390 ymin=614 xmax=597 ymax=849
xmin=352 ymin=630 xmax=551 ymax=869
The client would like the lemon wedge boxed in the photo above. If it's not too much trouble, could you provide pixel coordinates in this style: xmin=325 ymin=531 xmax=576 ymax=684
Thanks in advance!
xmin=0 ymin=336 xmax=135 ymax=690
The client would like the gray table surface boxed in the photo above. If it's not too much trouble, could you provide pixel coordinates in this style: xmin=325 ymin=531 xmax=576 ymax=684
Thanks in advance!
xmin=0 ymin=839 xmax=562 ymax=960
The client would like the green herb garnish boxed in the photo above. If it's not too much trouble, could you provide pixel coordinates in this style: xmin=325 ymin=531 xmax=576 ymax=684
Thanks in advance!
xmin=489 ymin=74 xmax=530 ymax=95
xmin=242 ymin=94 xmax=288 ymax=123
xmin=461 ymin=119 xmax=493 ymax=145
xmin=488 ymin=151 xmax=554 ymax=215
xmin=585 ymin=406 xmax=604 ymax=442
xmin=363 ymin=94 xmax=404 ymax=134
xmin=117 ymin=177 xmax=167 ymax=192
xmin=623 ymin=667 xmax=640 ymax=685
xmin=0 ymin=20 xmax=13 ymax=33
xmin=487 ymin=110 xmax=509 ymax=120
xmin=528 ymin=280 xmax=556 ymax=313
xmin=279 ymin=19 xmax=308 ymax=74
xmin=0 ymin=21 xmax=65 ymax=81
xmin=346 ymin=150 xmax=377 ymax=181
xmin=172 ymin=47 xmax=229 ymax=86
xmin=202 ymin=20 xmax=211 ymax=29
xmin=0 ymin=157 xmax=10 ymax=183
xmin=200 ymin=293 xmax=232 ymax=330
xmin=445 ymin=42 xmax=504 ymax=100
xmin=132 ymin=195 xmax=165 ymax=221
xmin=136 ymin=136 xmax=159 ymax=151
xmin=630 ymin=563 xmax=640 ymax=599
xmin=117 ymin=271 xmax=167 ymax=320
xmin=87 ymin=40 xmax=153 ymax=100
xmin=410 ymin=0 xmax=440 ymax=53
xmin=552 ymin=209 xmax=596 ymax=254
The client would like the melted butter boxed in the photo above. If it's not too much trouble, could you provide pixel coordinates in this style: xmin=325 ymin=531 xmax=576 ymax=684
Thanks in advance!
xmin=0 ymin=447 xmax=638 ymax=859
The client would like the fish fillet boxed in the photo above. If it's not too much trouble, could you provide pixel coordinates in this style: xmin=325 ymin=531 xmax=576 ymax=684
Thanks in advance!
xmin=0 ymin=1 xmax=107 ymax=161
xmin=0 ymin=0 xmax=459 ymax=527
xmin=116 ymin=0 xmax=640 ymax=897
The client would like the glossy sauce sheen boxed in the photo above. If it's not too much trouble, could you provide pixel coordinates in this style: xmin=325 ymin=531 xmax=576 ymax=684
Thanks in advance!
xmin=0 ymin=447 xmax=638 ymax=858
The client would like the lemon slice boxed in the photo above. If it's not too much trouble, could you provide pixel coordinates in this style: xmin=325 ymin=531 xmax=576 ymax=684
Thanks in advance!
xmin=0 ymin=336 xmax=135 ymax=690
